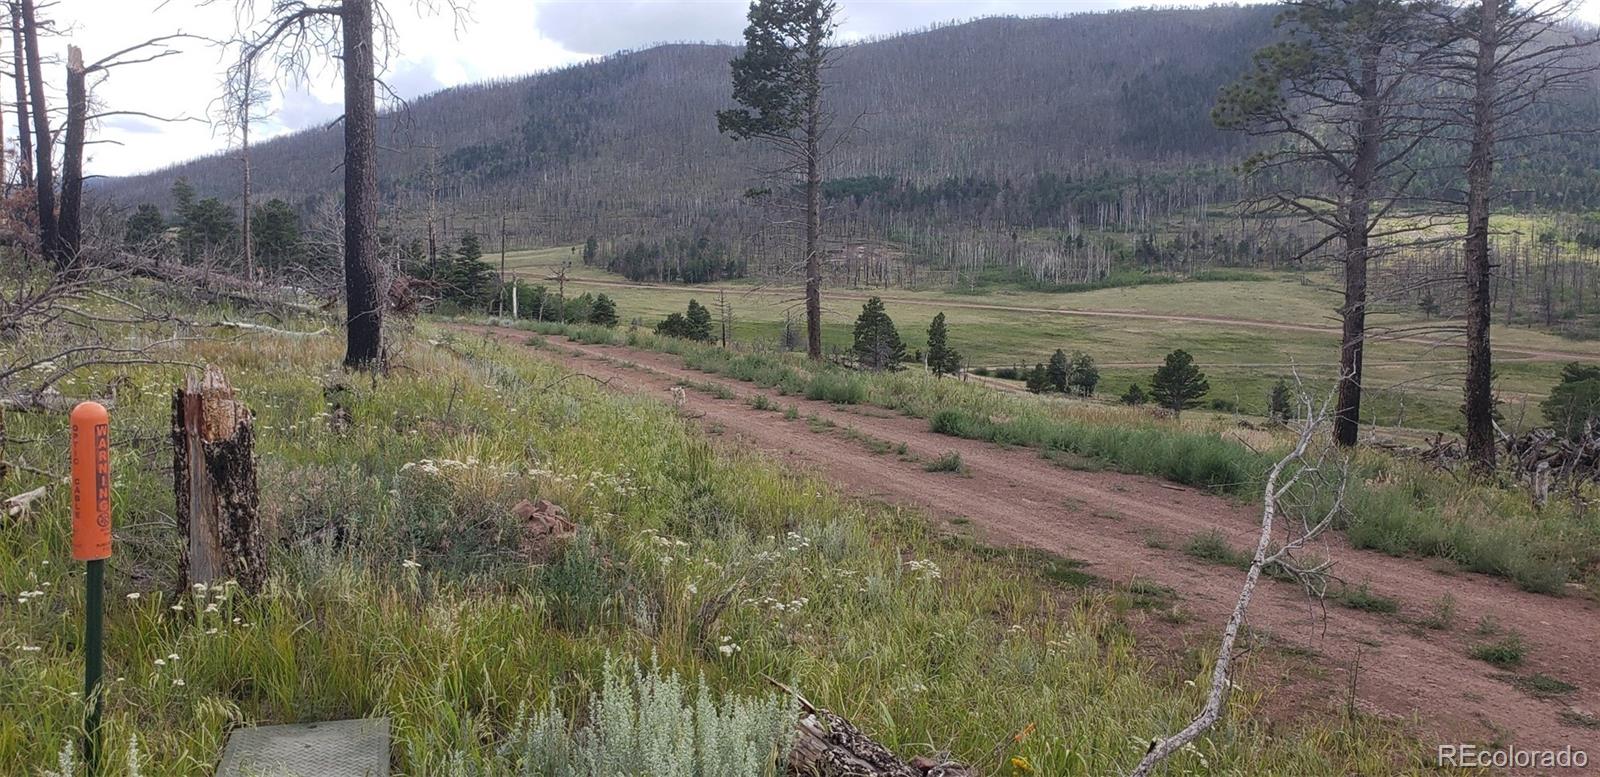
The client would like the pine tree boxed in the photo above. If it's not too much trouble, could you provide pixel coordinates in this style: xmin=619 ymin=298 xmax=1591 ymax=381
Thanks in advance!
xmin=1046 ymin=349 xmax=1070 ymax=393
xmin=589 ymin=293 xmax=619 ymax=327
xmin=1025 ymin=363 xmax=1049 ymax=394
xmin=686 ymin=299 xmax=714 ymax=342
xmin=582 ymin=235 xmax=598 ymax=264
xmin=1269 ymin=379 xmax=1293 ymax=422
xmin=1149 ymin=349 xmax=1209 ymax=417
xmin=852 ymin=296 xmax=905 ymax=370
xmin=445 ymin=232 xmax=496 ymax=307
xmin=1068 ymin=353 xmax=1099 ymax=396
xmin=717 ymin=0 xmax=838 ymax=359
xmin=124 ymin=203 xmax=165 ymax=246
xmin=926 ymin=312 xmax=962 ymax=377
xmin=1120 ymin=383 xmax=1148 ymax=406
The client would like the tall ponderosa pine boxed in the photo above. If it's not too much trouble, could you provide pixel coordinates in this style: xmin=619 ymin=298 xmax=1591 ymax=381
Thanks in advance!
xmin=230 ymin=0 xmax=409 ymax=369
xmin=1214 ymin=0 xmax=1442 ymax=446
xmin=717 ymin=0 xmax=838 ymax=360
xmin=1428 ymin=0 xmax=1599 ymax=468
xmin=925 ymin=312 xmax=962 ymax=377
xmin=852 ymin=296 xmax=904 ymax=370
xmin=1150 ymin=349 xmax=1210 ymax=416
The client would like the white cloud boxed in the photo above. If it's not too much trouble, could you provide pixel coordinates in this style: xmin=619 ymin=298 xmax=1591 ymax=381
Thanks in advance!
xmin=33 ymin=0 xmax=1600 ymax=177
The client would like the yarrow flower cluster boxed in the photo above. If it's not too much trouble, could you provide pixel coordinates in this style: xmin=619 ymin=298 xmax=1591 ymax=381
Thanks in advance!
xmin=903 ymin=558 xmax=942 ymax=581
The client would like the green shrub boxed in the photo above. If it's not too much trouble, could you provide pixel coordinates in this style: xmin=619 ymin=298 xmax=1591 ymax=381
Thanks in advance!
xmin=805 ymin=372 xmax=866 ymax=404
xmin=925 ymin=451 xmax=965 ymax=473
xmin=1336 ymin=583 xmax=1399 ymax=614
xmin=1470 ymin=635 xmax=1526 ymax=667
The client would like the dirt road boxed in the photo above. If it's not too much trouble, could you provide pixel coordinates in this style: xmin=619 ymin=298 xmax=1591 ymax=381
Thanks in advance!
xmin=460 ymin=323 xmax=1600 ymax=759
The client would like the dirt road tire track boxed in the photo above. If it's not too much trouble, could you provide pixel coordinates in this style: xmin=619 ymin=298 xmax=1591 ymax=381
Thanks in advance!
xmin=460 ymin=324 xmax=1600 ymax=759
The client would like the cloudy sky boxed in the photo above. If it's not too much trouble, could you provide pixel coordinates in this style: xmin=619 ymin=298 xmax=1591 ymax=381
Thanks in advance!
xmin=46 ymin=0 xmax=1600 ymax=178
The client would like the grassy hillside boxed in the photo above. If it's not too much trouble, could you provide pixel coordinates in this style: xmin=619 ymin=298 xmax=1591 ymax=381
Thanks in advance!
xmin=0 ymin=312 xmax=1434 ymax=773
xmin=502 ymin=248 xmax=1600 ymax=434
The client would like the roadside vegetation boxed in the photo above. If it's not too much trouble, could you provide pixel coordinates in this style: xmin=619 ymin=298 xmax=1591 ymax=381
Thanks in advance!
xmin=518 ymin=318 xmax=1600 ymax=595
xmin=0 ymin=315 xmax=1436 ymax=773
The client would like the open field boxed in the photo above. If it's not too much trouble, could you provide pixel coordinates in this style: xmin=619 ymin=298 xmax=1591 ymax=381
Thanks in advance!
xmin=502 ymin=248 xmax=1600 ymax=432
xmin=0 ymin=314 xmax=1438 ymax=774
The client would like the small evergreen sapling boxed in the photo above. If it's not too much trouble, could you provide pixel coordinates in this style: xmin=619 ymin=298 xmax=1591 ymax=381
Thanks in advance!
xmin=1269 ymin=379 xmax=1292 ymax=422
xmin=1025 ymin=363 xmax=1049 ymax=394
xmin=1121 ymin=383 xmax=1148 ymax=405
xmin=852 ymin=296 xmax=905 ymax=370
xmin=1046 ymin=349 xmax=1070 ymax=393
xmin=1068 ymin=352 xmax=1099 ymax=396
xmin=925 ymin=312 xmax=962 ymax=377
xmin=588 ymin=293 xmax=619 ymax=327
xmin=1149 ymin=349 xmax=1209 ymax=416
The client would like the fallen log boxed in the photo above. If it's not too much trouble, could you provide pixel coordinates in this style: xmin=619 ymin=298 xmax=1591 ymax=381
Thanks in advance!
xmin=771 ymin=679 xmax=976 ymax=777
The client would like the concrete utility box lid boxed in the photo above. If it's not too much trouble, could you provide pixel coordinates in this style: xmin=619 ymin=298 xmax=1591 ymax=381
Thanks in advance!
xmin=217 ymin=718 xmax=390 ymax=777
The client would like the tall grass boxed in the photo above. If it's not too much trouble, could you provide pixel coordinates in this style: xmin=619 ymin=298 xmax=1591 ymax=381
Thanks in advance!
xmin=0 ymin=317 xmax=1434 ymax=774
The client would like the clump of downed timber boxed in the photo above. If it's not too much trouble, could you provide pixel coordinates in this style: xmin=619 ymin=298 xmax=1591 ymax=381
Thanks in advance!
xmin=772 ymin=679 xmax=975 ymax=777
xmin=174 ymin=365 xmax=265 ymax=594
xmin=1379 ymin=424 xmax=1600 ymax=505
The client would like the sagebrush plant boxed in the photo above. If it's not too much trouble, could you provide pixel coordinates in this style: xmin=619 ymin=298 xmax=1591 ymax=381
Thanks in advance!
xmin=521 ymin=318 xmax=1600 ymax=593
xmin=459 ymin=657 xmax=791 ymax=776
xmin=1 ymin=306 xmax=1430 ymax=774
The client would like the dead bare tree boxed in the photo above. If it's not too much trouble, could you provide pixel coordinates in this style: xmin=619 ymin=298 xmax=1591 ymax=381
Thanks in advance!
xmin=8 ymin=3 xmax=29 ymax=190
xmin=58 ymin=35 xmax=193 ymax=265
xmin=16 ymin=0 xmax=53 ymax=265
xmin=1131 ymin=384 xmax=1349 ymax=777
xmin=216 ymin=0 xmax=467 ymax=370
xmin=212 ymin=40 xmax=272 ymax=282
xmin=1425 ymin=0 xmax=1600 ymax=470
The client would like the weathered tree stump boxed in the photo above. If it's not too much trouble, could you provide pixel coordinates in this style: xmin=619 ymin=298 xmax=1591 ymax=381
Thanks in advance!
xmin=773 ymin=680 xmax=975 ymax=777
xmin=173 ymin=366 xmax=265 ymax=594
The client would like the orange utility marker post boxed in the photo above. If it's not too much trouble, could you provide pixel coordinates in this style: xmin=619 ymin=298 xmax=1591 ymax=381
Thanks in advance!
xmin=70 ymin=401 xmax=112 ymax=775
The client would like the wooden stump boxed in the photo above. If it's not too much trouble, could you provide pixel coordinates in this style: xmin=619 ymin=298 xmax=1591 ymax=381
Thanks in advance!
xmin=173 ymin=366 xmax=265 ymax=594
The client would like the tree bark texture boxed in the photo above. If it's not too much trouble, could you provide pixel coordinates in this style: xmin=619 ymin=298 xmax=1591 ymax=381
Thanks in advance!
xmin=9 ymin=3 xmax=29 ymax=188
xmin=1463 ymin=0 xmax=1500 ymax=470
xmin=1334 ymin=46 xmax=1381 ymax=448
xmin=57 ymin=45 xmax=85 ymax=264
xmin=341 ymin=0 xmax=384 ymax=369
xmin=18 ymin=0 xmax=55 ymax=264
xmin=173 ymin=366 xmax=265 ymax=594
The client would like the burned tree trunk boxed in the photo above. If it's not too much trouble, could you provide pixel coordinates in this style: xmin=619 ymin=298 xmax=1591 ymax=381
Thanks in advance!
xmin=1461 ymin=0 xmax=1500 ymax=471
xmin=173 ymin=366 xmax=265 ymax=594
xmin=341 ymin=0 xmax=385 ymax=370
xmin=9 ymin=2 xmax=30 ymax=189
xmin=57 ymin=45 xmax=85 ymax=264
xmin=18 ymin=0 xmax=54 ymax=265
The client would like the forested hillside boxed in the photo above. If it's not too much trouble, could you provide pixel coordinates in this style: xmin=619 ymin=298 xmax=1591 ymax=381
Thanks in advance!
xmin=96 ymin=10 xmax=1278 ymax=243
xmin=95 ymin=5 xmax=1600 ymax=285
